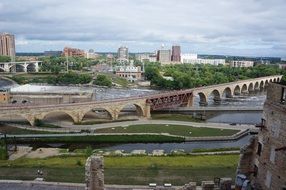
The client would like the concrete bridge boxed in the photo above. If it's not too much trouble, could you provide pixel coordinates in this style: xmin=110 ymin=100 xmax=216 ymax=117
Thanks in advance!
xmin=0 ymin=75 xmax=282 ymax=126
xmin=0 ymin=61 xmax=41 ymax=73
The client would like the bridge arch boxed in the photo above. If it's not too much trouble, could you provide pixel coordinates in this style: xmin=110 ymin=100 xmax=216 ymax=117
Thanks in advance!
xmin=198 ymin=92 xmax=208 ymax=106
xmin=82 ymin=107 xmax=114 ymax=121
xmin=241 ymin=84 xmax=248 ymax=93
xmin=222 ymin=87 xmax=232 ymax=98
xmin=248 ymin=83 xmax=254 ymax=92
xmin=9 ymin=64 xmax=25 ymax=73
xmin=38 ymin=111 xmax=78 ymax=124
xmin=269 ymin=79 xmax=273 ymax=83
xmin=209 ymin=89 xmax=221 ymax=104
xmin=27 ymin=63 xmax=36 ymax=72
xmin=259 ymin=81 xmax=264 ymax=90
xmin=254 ymin=82 xmax=259 ymax=90
xmin=0 ymin=67 xmax=4 ymax=72
xmin=273 ymin=78 xmax=277 ymax=82
xmin=117 ymin=103 xmax=145 ymax=120
xmin=234 ymin=85 xmax=240 ymax=95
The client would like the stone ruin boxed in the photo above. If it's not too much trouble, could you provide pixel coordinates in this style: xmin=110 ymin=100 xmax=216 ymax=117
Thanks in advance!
xmin=84 ymin=155 xmax=233 ymax=190
xmin=85 ymin=156 xmax=104 ymax=190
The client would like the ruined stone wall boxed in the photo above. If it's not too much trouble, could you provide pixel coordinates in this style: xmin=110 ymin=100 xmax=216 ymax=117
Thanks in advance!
xmin=253 ymin=83 xmax=286 ymax=189
xmin=85 ymin=156 xmax=104 ymax=190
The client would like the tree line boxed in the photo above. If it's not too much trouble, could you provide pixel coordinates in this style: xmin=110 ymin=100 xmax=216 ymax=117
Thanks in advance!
xmin=145 ymin=63 xmax=286 ymax=89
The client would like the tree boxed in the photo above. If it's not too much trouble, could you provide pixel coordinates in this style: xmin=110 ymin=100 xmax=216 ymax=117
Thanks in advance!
xmin=94 ymin=74 xmax=112 ymax=87
xmin=0 ymin=56 xmax=11 ymax=62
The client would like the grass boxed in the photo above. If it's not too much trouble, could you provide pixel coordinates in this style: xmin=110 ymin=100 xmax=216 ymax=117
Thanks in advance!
xmin=0 ymin=140 xmax=7 ymax=160
xmin=96 ymin=124 xmax=239 ymax=137
xmin=0 ymin=154 xmax=239 ymax=185
xmin=0 ymin=125 xmax=59 ymax=135
xmin=152 ymin=114 xmax=203 ymax=122
xmin=192 ymin=147 xmax=241 ymax=153
xmin=8 ymin=134 xmax=184 ymax=144
xmin=111 ymin=76 xmax=129 ymax=87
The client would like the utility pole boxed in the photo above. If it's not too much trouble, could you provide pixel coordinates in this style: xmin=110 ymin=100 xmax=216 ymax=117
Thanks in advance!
xmin=66 ymin=53 xmax=69 ymax=73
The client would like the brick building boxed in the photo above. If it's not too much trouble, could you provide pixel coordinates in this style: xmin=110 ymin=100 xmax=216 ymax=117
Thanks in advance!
xmin=237 ymin=82 xmax=286 ymax=189
xmin=0 ymin=89 xmax=9 ymax=104
xmin=62 ymin=47 xmax=85 ymax=57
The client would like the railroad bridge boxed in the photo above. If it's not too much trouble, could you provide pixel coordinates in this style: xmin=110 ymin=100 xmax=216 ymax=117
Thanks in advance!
xmin=0 ymin=75 xmax=282 ymax=126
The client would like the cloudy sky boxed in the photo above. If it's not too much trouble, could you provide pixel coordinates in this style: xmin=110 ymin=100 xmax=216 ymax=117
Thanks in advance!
xmin=1 ymin=0 xmax=286 ymax=57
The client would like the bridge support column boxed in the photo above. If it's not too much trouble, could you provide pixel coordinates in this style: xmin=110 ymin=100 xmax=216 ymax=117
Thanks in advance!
xmin=25 ymin=115 xmax=36 ymax=126
xmin=111 ymin=108 xmax=120 ymax=121
xmin=186 ymin=94 xmax=194 ymax=107
xmin=144 ymin=103 xmax=151 ymax=119
xmin=73 ymin=112 xmax=85 ymax=124
xmin=35 ymin=62 xmax=39 ymax=72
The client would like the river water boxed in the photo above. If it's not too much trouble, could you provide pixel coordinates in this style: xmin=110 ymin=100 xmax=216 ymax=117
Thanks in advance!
xmin=25 ymin=134 xmax=252 ymax=153
xmin=102 ymin=135 xmax=252 ymax=153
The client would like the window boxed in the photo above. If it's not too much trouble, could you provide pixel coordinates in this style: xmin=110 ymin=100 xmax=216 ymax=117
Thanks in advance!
xmin=254 ymin=165 xmax=258 ymax=177
xmin=270 ymin=146 xmax=276 ymax=164
xmin=265 ymin=171 xmax=272 ymax=189
xmin=257 ymin=142 xmax=262 ymax=156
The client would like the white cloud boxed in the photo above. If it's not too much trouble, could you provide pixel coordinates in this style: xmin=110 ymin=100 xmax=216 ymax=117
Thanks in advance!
xmin=0 ymin=0 xmax=286 ymax=57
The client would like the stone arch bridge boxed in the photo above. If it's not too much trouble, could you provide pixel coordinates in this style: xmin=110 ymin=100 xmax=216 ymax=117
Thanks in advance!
xmin=0 ymin=75 xmax=282 ymax=126
xmin=192 ymin=75 xmax=282 ymax=106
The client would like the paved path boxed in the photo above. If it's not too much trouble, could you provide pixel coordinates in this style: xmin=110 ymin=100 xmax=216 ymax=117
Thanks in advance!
xmin=0 ymin=180 xmax=176 ymax=190
xmin=52 ymin=119 xmax=256 ymax=131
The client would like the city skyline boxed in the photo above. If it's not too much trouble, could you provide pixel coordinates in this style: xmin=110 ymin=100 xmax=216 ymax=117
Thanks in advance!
xmin=1 ymin=0 xmax=286 ymax=58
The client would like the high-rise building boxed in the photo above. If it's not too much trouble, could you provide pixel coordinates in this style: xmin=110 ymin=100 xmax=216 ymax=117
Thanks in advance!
xmin=157 ymin=49 xmax=171 ymax=64
xmin=171 ymin=45 xmax=181 ymax=62
xmin=117 ymin=46 xmax=129 ymax=60
xmin=0 ymin=33 xmax=16 ymax=61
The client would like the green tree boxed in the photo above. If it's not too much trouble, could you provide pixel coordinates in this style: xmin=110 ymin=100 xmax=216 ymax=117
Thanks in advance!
xmin=94 ymin=74 xmax=112 ymax=87
xmin=0 ymin=56 xmax=11 ymax=62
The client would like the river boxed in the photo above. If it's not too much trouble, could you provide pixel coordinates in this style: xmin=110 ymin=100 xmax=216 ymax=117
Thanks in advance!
xmin=19 ymin=134 xmax=252 ymax=153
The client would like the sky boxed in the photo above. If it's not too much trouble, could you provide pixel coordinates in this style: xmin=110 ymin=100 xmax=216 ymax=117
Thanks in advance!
xmin=1 ymin=0 xmax=286 ymax=57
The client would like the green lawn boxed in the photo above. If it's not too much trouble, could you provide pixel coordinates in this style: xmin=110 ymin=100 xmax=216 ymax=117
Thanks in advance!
xmin=0 ymin=125 xmax=58 ymax=134
xmin=96 ymin=124 xmax=239 ymax=137
xmin=152 ymin=114 xmax=202 ymax=122
xmin=0 ymin=154 xmax=239 ymax=185
xmin=8 ymin=135 xmax=184 ymax=144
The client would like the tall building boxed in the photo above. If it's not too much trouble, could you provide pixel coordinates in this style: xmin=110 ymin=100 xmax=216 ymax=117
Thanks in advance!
xmin=117 ymin=46 xmax=129 ymax=60
xmin=0 ymin=33 xmax=16 ymax=61
xmin=157 ymin=49 xmax=171 ymax=64
xmin=171 ymin=45 xmax=181 ymax=62
xmin=237 ymin=82 xmax=286 ymax=189
xmin=62 ymin=47 xmax=85 ymax=57
xmin=230 ymin=60 xmax=254 ymax=68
